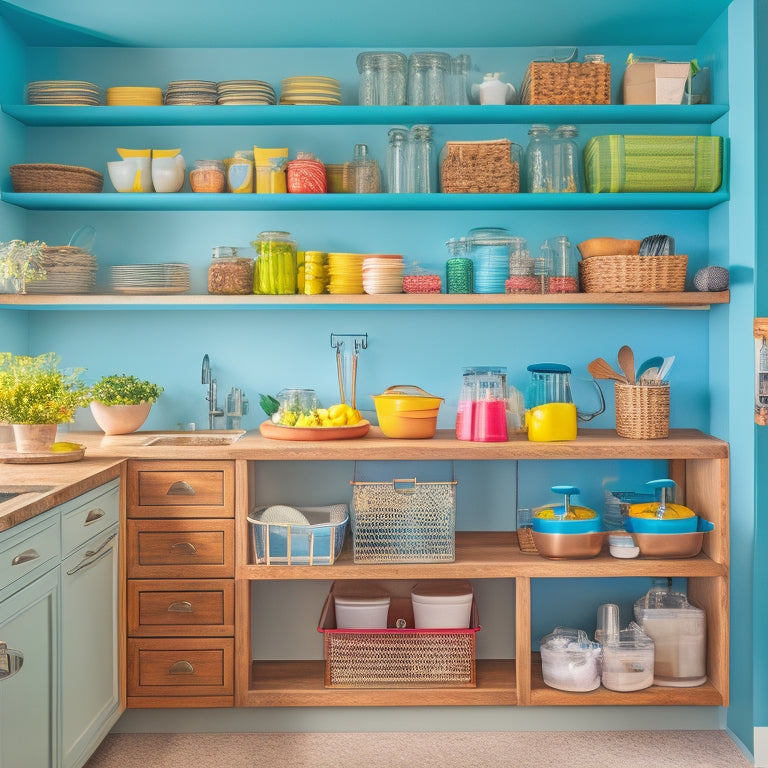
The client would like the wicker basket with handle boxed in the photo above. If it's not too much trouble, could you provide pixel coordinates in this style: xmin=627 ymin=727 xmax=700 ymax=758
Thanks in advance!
xmin=578 ymin=254 xmax=688 ymax=293
xmin=521 ymin=61 xmax=611 ymax=105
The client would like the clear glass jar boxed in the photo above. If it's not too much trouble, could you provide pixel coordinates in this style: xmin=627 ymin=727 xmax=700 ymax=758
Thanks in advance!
xmin=524 ymin=124 xmax=554 ymax=193
xmin=407 ymin=52 xmax=451 ymax=105
xmin=541 ymin=235 xmax=578 ymax=293
xmin=350 ymin=143 xmax=380 ymax=193
xmin=464 ymin=227 xmax=513 ymax=293
xmin=207 ymin=247 xmax=254 ymax=295
xmin=252 ymin=230 xmax=297 ymax=295
xmin=408 ymin=124 xmax=435 ymax=193
xmin=357 ymin=51 xmax=407 ymax=106
xmin=447 ymin=54 xmax=471 ymax=105
xmin=552 ymin=124 xmax=583 ymax=192
xmin=385 ymin=127 xmax=410 ymax=193
xmin=190 ymin=159 xmax=225 ymax=193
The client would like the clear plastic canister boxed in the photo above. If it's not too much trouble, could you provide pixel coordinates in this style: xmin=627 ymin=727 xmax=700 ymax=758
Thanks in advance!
xmin=207 ymin=247 xmax=254 ymax=295
xmin=252 ymin=230 xmax=297 ymax=295
xmin=190 ymin=159 xmax=226 ymax=193
xmin=600 ymin=622 xmax=655 ymax=692
xmin=465 ymin=227 xmax=513 ymax=294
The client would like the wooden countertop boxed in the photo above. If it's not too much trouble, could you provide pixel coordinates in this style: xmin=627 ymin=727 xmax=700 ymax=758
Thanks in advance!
xmin=0 ymin=426 xmax=728 ymax=533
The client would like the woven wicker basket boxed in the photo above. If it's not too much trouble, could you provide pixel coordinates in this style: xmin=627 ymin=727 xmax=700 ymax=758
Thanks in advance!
xmin=614 ymin=382 xmax=670 ymax=439
xmin=578 ymin=254 xmax=688 ymax=293
xmin=440 ymin=140 xmax=520 ymax=193
xmin=9 ymin=163 xmax=104 ymax=193
xmin=521 ymin=61 xmax=611 ymax=105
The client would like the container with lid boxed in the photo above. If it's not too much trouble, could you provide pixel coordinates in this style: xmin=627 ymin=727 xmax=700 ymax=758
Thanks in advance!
xmin=407 ymin=52 xmax=451 ymax=105
xmin=408 ymin=124 xmax=435 ymax=193
xmin=207 ymin=246 xmax=254 ymax=295
xmin=190 ymin=159 xmax=225 ymax=193
xmin=633 ymin=581 xmax=707 ymax=687
xmin=386 ymin=127 xmax=410 ymax=193
xmin=552 ymin=124 xmax=583 ymax=192
xmin=524 ymin=124 xmax=554 ymax=193
xmin=357 ymin=51 xmax=407 ymax=106
xmin=334 ymin=587 xmax=391 ymax=629
xmin=349 ymin=143 xmax=380 ymax=193
xmin=540 ymin=627 xmax=602 ymax=692
xmin=226 ymin=151 xmax=253 ymax=193
xmin=371 ymin=385 xmax=444 ymax=439
xmin=411 ymin=580 xmax=473 ymax=628
xmin=252 ymin=230 xmax=297 ymax=294
xmin=464 ymin=227 xmax=513 ymax=294
xmin=601 ymin=621 xmax=655 ymax=692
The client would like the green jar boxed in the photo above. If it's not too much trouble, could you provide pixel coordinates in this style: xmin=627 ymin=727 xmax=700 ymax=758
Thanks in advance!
xmin=252 ymin=230 xmax=297 ymax=295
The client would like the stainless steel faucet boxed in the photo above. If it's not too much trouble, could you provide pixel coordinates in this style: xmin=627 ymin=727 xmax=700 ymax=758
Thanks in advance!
xmin=201 ymin=354 xmax=224 ymax=430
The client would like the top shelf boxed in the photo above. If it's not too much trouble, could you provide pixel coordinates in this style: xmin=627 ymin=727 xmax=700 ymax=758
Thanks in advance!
xmin=1 ymin=104 xmax=730 ymax=128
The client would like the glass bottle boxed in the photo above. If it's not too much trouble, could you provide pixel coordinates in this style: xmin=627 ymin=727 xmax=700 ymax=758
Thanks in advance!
xmin=524 ymin=124 xmax=554 ymax=193
xmin=552 ymin=124 xmax=583 ymax=192
xmin=408 ymin=124 xmax=435 ymax=193
xmin=350 ymin=143 xmax=380 ymax=193
xmin=448 ymin=54 xmax=471 ymax=106
xmin=385 ymin=127 xmax=410 ymax=193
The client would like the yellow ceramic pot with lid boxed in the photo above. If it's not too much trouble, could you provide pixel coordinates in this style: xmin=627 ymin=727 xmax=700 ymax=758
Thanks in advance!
xmin=371 ymin=385 xmax=443 ymax=438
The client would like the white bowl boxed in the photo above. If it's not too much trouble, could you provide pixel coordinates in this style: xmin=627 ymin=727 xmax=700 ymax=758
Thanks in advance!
xmin=107 ymin=157 xmax=152 ymax=192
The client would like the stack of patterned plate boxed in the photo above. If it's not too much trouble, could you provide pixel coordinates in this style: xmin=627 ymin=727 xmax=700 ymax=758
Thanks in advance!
xmin=109 ymin=263 xmax=190 ymax=294
xmin=362 ymin=255 xmax=404 ymax=294
xmin=164 ymin=80 xmax=218 ymax=105
xmin=26 ymin=246 xmax=97 ymax=294
xmin=27 ymin=80 xmax=101 ymax=106
xmin=279 ymin=76 xmax=341 ymax=105
xmin=327 ymin=253 xmax=365 ymax=294
xmin=217 ymin=80 xmax=276 ymax=105
xmin=106 ymin=87 xmax=163 ymax=106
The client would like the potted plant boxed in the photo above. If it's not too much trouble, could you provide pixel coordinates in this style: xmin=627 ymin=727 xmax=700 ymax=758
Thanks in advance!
xmin=0 ymin=239 xmax=47 ymax=294
xmin=0 ymin=351 xmax=88 ymax=451
xmin=89 ymin=373 xmax=163 ymax=435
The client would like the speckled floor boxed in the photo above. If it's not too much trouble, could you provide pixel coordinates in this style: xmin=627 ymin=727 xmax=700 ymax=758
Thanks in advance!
xmin=84 ymin=730 xmax=753 ymax=768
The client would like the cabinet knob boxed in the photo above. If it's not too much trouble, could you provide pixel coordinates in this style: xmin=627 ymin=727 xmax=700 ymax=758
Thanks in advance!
xmin=170 ymin=541 xmax=197 ymax=555
xmin=168 ymin=660 xmax=195 ymax=675
xmin=167 ymin=481 xmax=196 ymax=496
xmin=167 ymin=601 xmax=193 ymax=613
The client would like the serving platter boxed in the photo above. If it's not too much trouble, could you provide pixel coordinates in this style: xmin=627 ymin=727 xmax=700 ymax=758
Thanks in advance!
xmin=259 ymin=419 xmax=370 ymax=441
xmin=0 ymin=443 xmax=86 ymax=464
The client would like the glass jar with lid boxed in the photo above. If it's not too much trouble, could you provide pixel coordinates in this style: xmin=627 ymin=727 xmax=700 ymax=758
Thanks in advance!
xmin=357 ymin=51 xmax=407 ymax=106
xmin=464 ymin=227 xmax=513 ymax=293
xmin=524 ymin=125 xmax=554 ymax=193
xmin=552 ymin=124 xmax=583 ymax=192
xmin=350 ymin=143 xmax=380 ymax=193
xmin=541 ymin=235 xmax=579 ymax=293
xmin=207 ymin=247 xmax=254 ymax=295
xmin=385 ymin=127 xmax=410 ymax=193
xmin=407 ymin=52 xmax=451 ymax=105
xmin=252 ymin=231 xmax=297 ymax=295
xmin=408 ymin=124 xmax=435 ymax=193
xmin=190 ymin=159 xmax=226 ymax=193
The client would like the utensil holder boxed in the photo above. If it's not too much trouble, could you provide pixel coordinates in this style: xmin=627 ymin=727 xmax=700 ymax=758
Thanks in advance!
xmin=614 ymin=382 xmax=670 ymax=439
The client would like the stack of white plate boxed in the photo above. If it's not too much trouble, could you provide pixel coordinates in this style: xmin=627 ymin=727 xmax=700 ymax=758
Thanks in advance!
xmin=109 ymin=263 xmax=190 ymax=294
xmin=164 ymin=80 xmax=218 ymax=105
xmin=217 ymin=80 xmax=276 ymax=105
xmin=362 ymin=255 xmax=404 ymax=294
xmin=279 ymin=76 xmax=341 ymax=105
xmin=27 ymin=80 xmax=101 ymax=106
xmin=106 ymin=87 xmax=163 ymax=106
xmin=26 ymin=246 xmax=97 ymax=294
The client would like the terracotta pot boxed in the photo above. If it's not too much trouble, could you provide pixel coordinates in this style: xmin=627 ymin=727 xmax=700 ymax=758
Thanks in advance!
xmin=12 ymin=423 xmax=57 ymax=453
xmin=0 ymin=421 xmax=15 ymax=450
xmin=90 ymin=401 xmax=152 ymax=435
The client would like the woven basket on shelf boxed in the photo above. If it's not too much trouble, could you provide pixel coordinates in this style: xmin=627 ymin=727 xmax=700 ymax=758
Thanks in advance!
xmin=520 ymin=61 xmax=611 ymax=105
xmin=578 ymin=254 xmax=688 ymax=293
xmin=9 ymin=163 xmax=104 ymax=193
xmin=614 ymin=382 xmax=670 ymax=439
xmin=440 ymin=140 xmax=520 ymax=193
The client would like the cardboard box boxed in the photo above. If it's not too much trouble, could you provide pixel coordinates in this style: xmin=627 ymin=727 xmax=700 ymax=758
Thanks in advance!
xmin=622 ymin=61 xmax=691 ymax=104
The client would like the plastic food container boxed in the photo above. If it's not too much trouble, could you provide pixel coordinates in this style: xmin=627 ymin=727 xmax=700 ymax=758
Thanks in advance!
xmin=629 ymin=518 xmax=715 ymax=558
xmin=633 ymin=583 xmax=707 ymax=687
xmin=371 ymin=385 xmax=444 ymax=438
xmin=608 ymin=532 xmax=640 ymax=558
xmin=252 ymin=230 xmax=298 ymax=295
xmin=334 ymin=588 xmax=390 ymax=629
xmin=540 ymin=627 xmax=602 ymax=692
xmin=411 ymin=580 xmax=473 ymax=628
xmin=600 ymin=622 xmax=655 ymax=692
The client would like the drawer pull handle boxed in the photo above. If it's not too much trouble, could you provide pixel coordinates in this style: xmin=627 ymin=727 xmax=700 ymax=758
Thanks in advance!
xmin=11 ymin=548 xmax=39 ymax=566
xmin=171 ymin=541 xmax=197 ymax=555
xmin=84 ymin=507 xmax=106 ymax=525
xmin=66 ymin=533 xmax=117 ymax=576
xmin=168 ymin=601 xmax=193 ymax=613
xmin=168 ymin=660 xmax=195 ymax=675
xmin=167 ymin=481 xmax=196 ymax=496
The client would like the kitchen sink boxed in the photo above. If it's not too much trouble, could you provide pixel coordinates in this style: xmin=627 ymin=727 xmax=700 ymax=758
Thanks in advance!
xmin=141 ymin=430 xmax=246 ymax=447
xmin=0 ymin=486 xmax=55 ymax=504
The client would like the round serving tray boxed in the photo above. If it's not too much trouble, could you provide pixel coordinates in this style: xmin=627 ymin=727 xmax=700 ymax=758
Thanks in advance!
xmin=0 ymin=444 xmax=86 ymax=464
xmin=259 ymin=419 xmax=370 ymax=441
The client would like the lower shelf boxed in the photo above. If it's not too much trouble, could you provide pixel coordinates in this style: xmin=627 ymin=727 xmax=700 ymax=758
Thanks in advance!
xmin=241 ymin=659 xmax=517 ymax=707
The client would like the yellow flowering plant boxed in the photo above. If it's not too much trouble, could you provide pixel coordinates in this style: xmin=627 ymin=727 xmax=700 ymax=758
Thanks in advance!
xmin=0 ymin=352 xmax=89 ymax=424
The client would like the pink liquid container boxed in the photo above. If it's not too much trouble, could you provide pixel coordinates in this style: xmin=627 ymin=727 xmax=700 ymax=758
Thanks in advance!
xmin=455 ymin=366 xmax=508 ymax=442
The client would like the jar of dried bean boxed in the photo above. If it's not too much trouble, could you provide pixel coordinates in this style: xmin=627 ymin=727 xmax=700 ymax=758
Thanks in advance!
xmin=190 ymin=159 xmax=226 ymax=193
xmin=207 ymin=247 xmax=254 ymax=295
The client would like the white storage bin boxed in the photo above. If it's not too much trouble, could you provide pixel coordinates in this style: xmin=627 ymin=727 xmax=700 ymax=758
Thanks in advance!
xmin=540 ymin=627 xmax=602 ymax=692
xmin=411 ymin=580 xmax=473 ymax=628
xmin=334 ymin=589 xmax=390 ymax=629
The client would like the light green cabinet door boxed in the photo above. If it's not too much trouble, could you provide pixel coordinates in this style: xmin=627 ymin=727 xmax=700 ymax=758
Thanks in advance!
xmin=0 ymin=568 xmax=59 ymax=768
xmin=60 ymin=524 xmax=120 ymax=768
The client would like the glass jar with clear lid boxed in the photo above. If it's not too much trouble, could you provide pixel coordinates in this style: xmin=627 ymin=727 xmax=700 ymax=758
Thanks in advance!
xmin=190 ymin=159 xmax=226 ymax=193
xmin=357 ymin=51 xmax=407 ymax=106
xmin=408 ymin=124 xmax=435 ymax=193
xmin=524 ymin=124 xmax=554 ymax=193
xmin=252 ymin=230 xmax=297 ymax=295
xmin=464 ymin=227 xmax=513 ymax=293
xmin=552 ymin=124 xmax=583 ymax=192
xmin=207 ymin=246 xmax=254 ymax=295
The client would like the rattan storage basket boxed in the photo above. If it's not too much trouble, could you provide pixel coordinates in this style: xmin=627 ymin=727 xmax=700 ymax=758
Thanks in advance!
xmin=521 ymin=61 xmax=611 ymax=105
xmin=9 ymin=163 xmax=104 ymax=193
xmin=440 ymin=139 xmax=521 ymax=193
xmin=578 ymin=254 xmax=688 ymax=293
xmin=614 ymin=382 xmax=670 ymax=439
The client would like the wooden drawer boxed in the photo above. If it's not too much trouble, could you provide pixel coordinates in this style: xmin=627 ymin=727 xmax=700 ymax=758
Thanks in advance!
xmin=127 ymin=579 xmax=234 ymax=637
xmin=127 ymin=519 xmax=234 ymax=579
xmin=127 ymin=637 xmax=234 ymax=699
xmin=127 ymin=460 xmax=234 ymax=519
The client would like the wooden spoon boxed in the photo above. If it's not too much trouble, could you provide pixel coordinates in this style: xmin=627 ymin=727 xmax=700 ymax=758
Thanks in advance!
xmin=617 ymin=345 xmax=636 ymax=384
xmin=587 ymin=357 xmax=627 ymax=383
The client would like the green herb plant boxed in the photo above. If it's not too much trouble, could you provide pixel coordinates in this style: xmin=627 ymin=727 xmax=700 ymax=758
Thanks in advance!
xmin=0 ymin=351 xmax=88 ymax=424
xmin=0 ymin=239 xmax=47 ymax=292
xmin=90 ymin=374 xmax=163 ymax=406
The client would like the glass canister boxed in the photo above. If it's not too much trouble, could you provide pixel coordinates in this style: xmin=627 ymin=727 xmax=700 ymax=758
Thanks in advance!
xmin=357 ymin=51 xmax=407 ymax=106
xmin=505 ymin=237 xmax=543 ymax=295
xmin=445 ymin=237 xmax=473 ymax=294
xmin=524 ymin=124 xmax=554 ymax=193
xmin=464 ymin=227 xmax=512 ymax=293
xmin=552 ymin=124 xmax=583 ymax=192
xmin=190 ymin=159 xmax=226 ymax=193
xmin=541 ymin=235 xmax=579 ymax=293
xmin=350 ymin=143 xmax=380 ymax=193
xmin=207 ymin=246 xmax=254 ymax=295
xmin=447 ymin=53 xmax=471 ymax=105
xmin=385 ymin=126 xmax=410 ymax=193
xmin=408 ymin=124 xmax=435 ymax=193
xmin=252 ymin=230 xmax=297 ymax=295
xmin=407 ymin=52 xmax=451 ymax=105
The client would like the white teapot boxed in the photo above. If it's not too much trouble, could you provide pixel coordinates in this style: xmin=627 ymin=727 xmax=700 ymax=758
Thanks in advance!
xmin=473 ymin=73 xmax=517 ymax=105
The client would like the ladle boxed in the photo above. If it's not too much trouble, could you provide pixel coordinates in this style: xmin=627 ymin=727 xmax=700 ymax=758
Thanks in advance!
xmin=587 ymin=357 xmax=627 ymax=383
xmin=617 ymin=345 xmax=636 ymax=385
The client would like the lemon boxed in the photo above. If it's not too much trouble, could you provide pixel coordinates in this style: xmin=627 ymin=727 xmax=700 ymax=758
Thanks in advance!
xmin=345 ymin=408 xmax=362 ymax=425
xmin=327 ymin=403 xmax=347 ymax=420
xmin=51 ymin=441 xmax=81 ymax=453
